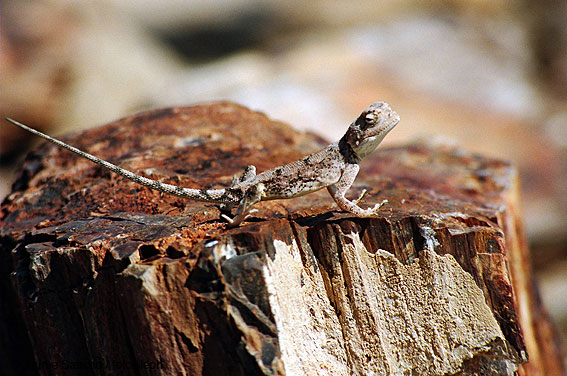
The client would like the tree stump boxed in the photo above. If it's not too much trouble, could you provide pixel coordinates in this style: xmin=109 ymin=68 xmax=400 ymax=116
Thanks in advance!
xmin=0 ymin=102 xmax=564 ymax=375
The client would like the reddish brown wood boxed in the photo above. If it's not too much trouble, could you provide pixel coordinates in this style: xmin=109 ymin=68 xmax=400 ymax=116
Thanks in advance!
xmin=0 ymin=102 xmax=563 ymax=375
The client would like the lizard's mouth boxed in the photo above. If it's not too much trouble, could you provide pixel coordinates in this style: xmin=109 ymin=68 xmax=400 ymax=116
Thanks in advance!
xmin=355 ymin=114 xmax=399 ymax=158
xmin=368 ymin=112 xmax=400 ymax=138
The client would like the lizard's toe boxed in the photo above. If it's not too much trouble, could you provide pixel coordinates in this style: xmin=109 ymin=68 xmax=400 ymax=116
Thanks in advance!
xmin=370 ymin=200 xmax=388 ymax=213
xmin=353 ymin=189 xmax=368 ymax=205
xmin=220 ymin=214 xmax=235 ymax=224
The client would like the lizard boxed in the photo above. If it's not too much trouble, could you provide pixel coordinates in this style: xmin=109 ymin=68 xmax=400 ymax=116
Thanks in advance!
xmin=5 ymin=102 xmax=400 ymax=226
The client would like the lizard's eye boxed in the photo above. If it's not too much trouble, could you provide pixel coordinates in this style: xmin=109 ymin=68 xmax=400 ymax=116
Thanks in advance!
xmin=365 ymin=112 xmax=379 ymax=125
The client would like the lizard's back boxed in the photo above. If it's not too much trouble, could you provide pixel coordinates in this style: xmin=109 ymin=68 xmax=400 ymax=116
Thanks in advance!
xmin=256 ymin=144 xmax=344 ymax=199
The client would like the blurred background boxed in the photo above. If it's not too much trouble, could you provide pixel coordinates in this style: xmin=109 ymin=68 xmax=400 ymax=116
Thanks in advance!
xmin=1 ymin=0 xmax=566 ymax=361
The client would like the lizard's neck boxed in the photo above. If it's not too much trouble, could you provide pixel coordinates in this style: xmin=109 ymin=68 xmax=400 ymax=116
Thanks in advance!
xmin=338 ymin=136 xmax=361 ymax=164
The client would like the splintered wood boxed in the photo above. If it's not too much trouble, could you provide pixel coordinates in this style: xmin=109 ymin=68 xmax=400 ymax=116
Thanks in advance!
xmin=265 ymin=235 xmax=513 ymax=375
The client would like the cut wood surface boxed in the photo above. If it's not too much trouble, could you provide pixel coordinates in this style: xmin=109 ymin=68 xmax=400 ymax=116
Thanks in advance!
xmin=0 ymin=102 xmax=564 ymax=375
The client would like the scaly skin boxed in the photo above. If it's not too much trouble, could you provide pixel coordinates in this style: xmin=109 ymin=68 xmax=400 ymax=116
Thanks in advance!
xmin=5 ymin=102 xmax=399 ymax=226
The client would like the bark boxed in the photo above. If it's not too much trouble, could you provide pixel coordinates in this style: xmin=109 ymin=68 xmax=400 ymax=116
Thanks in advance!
xmin=0 ymin=102 xmax=563 ymax=375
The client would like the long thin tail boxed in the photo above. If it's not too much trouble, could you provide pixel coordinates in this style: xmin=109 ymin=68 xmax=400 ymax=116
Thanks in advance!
xmin=5 ymin=118 xmax=228 ymax=202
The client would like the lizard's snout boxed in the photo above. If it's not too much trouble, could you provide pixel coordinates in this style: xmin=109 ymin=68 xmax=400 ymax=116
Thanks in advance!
xmin=369 ymin=101 xmax=389 ymax=111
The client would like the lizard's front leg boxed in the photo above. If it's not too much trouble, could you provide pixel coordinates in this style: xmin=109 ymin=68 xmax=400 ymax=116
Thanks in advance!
xmin=221 ymin=183 xmax=264 ymax=227
xmin=327 ymin=164 xmax=387 ymax=217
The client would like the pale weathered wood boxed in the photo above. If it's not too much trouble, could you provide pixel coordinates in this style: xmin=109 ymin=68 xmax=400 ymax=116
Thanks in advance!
xmin=0 ymin=102 xmax=563 ymax=375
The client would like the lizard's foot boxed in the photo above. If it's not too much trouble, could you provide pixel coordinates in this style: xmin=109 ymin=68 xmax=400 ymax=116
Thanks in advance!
xmin=357 ymin=199 xmax=388 ymax=217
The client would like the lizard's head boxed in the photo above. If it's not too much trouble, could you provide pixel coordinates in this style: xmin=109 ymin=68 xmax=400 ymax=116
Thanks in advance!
xmin=341 ymin=102 xmax=400 ymax=159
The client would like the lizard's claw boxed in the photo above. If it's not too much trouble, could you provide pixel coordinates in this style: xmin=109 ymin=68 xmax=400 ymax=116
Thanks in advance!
xmin=353 ymin=189 xmax=368 ymax=205
xmin=369 ymin=199 xmax=388 ymax=213
xmin=220 ymin=208 xmax=259 ymax=226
